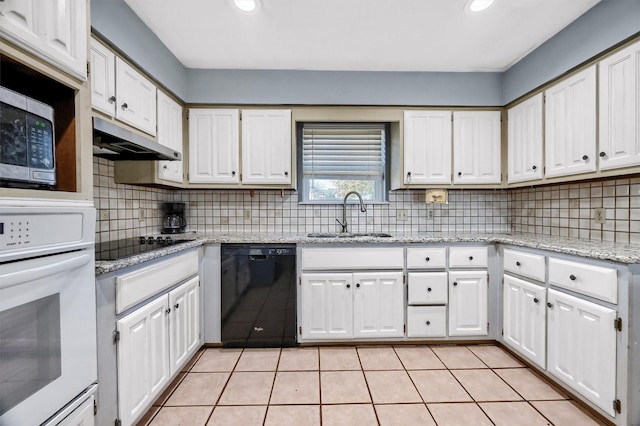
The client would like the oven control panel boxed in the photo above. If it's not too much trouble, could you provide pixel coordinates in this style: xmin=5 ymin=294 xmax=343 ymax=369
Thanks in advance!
xmin=0 ymin=213 xmax=84 ymax=252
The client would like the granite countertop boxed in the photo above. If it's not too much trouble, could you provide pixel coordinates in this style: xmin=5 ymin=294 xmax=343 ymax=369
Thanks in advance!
xmin=95 ymin=232 xmax=640 ymax=275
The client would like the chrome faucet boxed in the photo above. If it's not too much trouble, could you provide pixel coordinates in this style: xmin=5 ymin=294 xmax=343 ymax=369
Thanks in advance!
xmin=336 ymin=191 xmax=367 ymax=233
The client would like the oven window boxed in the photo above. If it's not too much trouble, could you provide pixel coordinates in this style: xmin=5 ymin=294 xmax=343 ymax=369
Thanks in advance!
xmin=0 ymin=294 xmax=61 ymax=415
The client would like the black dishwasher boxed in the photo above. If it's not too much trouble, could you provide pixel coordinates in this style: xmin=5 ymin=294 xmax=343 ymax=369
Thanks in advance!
xmin=221 ymin=245 xmax=297 ymax=348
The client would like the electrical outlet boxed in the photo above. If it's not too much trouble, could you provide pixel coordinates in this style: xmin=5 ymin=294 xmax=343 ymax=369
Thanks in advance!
xmin=427 ymin=210 xmax=434 ymax=219
xmin=99 ymin=210 xmax=109 ymax=220
xmin=243 ymin=209 xmax=252 ymax=220
xmin=138 ymin=208 xmax=145 ymax=221
xmin=397 ymin=210 xmax=408 ymax=221
xmin=594 ymin=208 xmax=606 ymax=224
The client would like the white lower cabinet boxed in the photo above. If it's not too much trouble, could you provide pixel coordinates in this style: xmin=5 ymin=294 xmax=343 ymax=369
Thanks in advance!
xmin=300 ymin=272 xmax=403 ymax=340
xmin=547 ymin=288 xmax=617 ymax=416
xmin=116 ymin=277 xmax=200 ymax=426
xmin=448 ymin=270 xmax=488 ymax=336
xmin=117 ymin=296 xmax=170 ymax=426
xmin=502 ymin=274 xmax=546 ymax=368
xmin=407 ymin=306 xmax=446 ymax=337
xmin=169 ymin=276 xmax=200 ymax=376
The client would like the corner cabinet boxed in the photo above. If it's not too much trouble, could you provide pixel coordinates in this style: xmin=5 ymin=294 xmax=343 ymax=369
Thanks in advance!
xmin=507 ymin=94 xmax=543 ymax=183
xmin=0 ymin=0 xmax=88 ymax=80
xmin=453 ymin=111 xmax=502 ymax=184
xmin=544 ymin=65 xmax=597 ymax=178
xmin=188 ymin=108 xmax=292 ymax=187
xmin=403 ymin=110 xmax=452 ymax=185
xmin=598 ymin=39 xmax=640 ymax=171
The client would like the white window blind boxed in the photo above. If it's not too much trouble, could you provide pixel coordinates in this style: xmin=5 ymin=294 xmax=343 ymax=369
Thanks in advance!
xmin=302 ymin=124 xmax=385 ymax=178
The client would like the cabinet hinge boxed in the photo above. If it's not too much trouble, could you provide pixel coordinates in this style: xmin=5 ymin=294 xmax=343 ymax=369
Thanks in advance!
xmin=403 ymin=324 xmax=406 ymax=333
xmin=299 ymin=326 xmax=302 ymax=335
xmin=87 ymin=61 xmax=91 ymax=75
xmin=115 ymin=419 xmax=122 ymax=426
xmin=299 ymin=276 xmax=301 ymax=285
xmin=613 ymin=399 xmax=621 ymax=414
xmin=113 ymin=330 xmax=120 ymax=344
xmin=614 ymin=317 xmax=622 ymax=331
xmin=403 ymin=275 xmax=406 ymax=284
xmin=501 ymin=329 xmax=504 ymax=336
xmin=487 ymin=322 xmax=489 ymax=331
xmin=94 ymin=400 xmax=98 ymax=416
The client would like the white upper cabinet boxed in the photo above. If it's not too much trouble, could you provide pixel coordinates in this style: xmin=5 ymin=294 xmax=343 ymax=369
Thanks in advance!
xmin=453 ymin=111 xmax=502 ymax=184
xmin=545 ymin=66 xmax=597 ymax=178
xmin=90 ymin=39 xmax=117 ymax=116
xmin=507 ymin=94 xmax=543 ymax=183
xmin=157 ymin=91 xmax=184 ymax=183
xmin=403 ymin=110 xmax=452 ymax=185
xmin=0 ymin=0 xmax=87 ymax=80
xmin=599 ymin=40 xmax=640 ymax=171
xmin=188 ymin=108 xmax=240 ymax=184
xmin=241 ymin=109 xmax=292 ymax=185
xmin=116 ymin=57 xmax=157 ymax=136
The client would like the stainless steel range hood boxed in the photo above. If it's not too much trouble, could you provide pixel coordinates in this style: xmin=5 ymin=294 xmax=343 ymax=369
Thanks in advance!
xmin=92 ymin=117 xmax=181 ymax=161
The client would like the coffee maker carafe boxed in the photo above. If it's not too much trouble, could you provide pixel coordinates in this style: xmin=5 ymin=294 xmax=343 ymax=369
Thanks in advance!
xmin=162 ymin=202 xmax=186 ymax=234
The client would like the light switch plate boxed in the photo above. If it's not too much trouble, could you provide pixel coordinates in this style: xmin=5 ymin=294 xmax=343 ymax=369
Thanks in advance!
xmin=594 ymin=208 xmax=606 ymax=224
xmin=397 ymin=210 xmax=408 ymax=221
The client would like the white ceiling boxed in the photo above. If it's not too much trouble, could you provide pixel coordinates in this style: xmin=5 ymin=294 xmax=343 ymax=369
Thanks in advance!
xmin=123 ymin=0 xmax=601 ymax=72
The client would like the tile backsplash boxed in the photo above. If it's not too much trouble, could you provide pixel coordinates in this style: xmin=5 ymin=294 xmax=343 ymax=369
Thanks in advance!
xmin=94 ymin=158 xmax=640 ymax=245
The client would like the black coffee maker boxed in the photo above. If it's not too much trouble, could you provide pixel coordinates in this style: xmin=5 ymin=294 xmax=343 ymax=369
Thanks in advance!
xmin=161 ymin=202 xmax=186 ymax=234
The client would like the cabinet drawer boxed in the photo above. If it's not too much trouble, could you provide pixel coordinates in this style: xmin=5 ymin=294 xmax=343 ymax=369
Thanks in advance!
xmin=116 ymin=250 xmax=199 ymax=314
xmin=300 ymin=247 xmax=403 ymax=270
xmin=548 ymin=258 xmax=617 ymax=304
xmin=407 ymin=306 xmax=447 ymax=337
xmin=407 ymin=247 xmax=447 ymax=269
xmin=449 ymin=247 xmax=488 ymax=268
xmin=408 ymin=272 xmax=448 ymax=304
xmin=503 ymin=249 xmax=545 ymax=282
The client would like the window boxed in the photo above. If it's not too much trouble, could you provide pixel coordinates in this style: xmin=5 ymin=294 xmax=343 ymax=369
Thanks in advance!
xmin=298 ymin=123 xmax=389 ymax=202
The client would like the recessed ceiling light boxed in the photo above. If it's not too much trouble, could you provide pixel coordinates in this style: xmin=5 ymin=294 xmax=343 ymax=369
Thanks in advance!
xmin=234 ymin=0 xmax=258 ymax=12
xmin=466 ymin=0 xmax=495 ymax=13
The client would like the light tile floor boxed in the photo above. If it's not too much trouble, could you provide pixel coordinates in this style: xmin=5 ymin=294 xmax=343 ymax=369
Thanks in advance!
xmin=137 ymin=344 xmax=609 ymax=426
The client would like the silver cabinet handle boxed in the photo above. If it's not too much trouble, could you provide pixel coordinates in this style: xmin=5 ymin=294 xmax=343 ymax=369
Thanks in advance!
xmin=121 ymin=102 xmax=128 ymax=110
xmin=108 ymin=96 xmax=116 ymax=104
xmin=547 ymin=302 xmax=553 ymax=308
xmin=533 ymin=298 xmax=539 ymax=304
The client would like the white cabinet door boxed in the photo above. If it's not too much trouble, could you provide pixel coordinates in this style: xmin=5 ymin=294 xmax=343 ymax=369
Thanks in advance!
xmin=157 ymin=91 xmax=184 ymax=183
xmin=502 ymin=275 xmax=546 ymax=368
xmin=599 ymin=40 xmax=640 ymax=171
xmin=241 ymin=109 xmax=292 ymax=185
xmin=448 ymin=270 xmax=488 ymax=336
xmin=188 ymin=108 xmax=240 ymax=184
xmin=352 ymin=272 xmax=404 ymax=338
xmin=0 ymin=0 xmax=87 ymax=80
xmin=115 ymin=57 xmax=157 ymax=136
xmin=300 ymin=273 xmax=353 ymax=340
xmin=117 ymin=296 xmax=170 ymax=426
xmin=169 ymin=276 xmax=200 ymax=376
xmin=453 ymin=111 xmax=502 ymax=184
xmin=547 ymin=289 xmax=617 ymax=416
xmin=403 ymin=110 xmax=452 ymax=185
xmin=90 ymin=38 xmax=116 ymax=116
xmin=507 ymin=94 xmax=543 ymax=183
xmin=545 ymin=66 xmax=597 ymax=178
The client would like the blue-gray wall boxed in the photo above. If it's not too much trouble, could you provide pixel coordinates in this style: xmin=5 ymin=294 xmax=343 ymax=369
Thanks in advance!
xmin=502 ymin=0 xmax=640 ymax=104
xmin=91 ymin=0 xmax=640 ymax=106
xmin=91 ymin=0 xmax=188 ymax=99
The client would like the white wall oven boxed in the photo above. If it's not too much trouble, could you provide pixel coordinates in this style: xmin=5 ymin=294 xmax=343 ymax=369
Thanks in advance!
xmin=0 ymin=199 xmax=96 ymax=426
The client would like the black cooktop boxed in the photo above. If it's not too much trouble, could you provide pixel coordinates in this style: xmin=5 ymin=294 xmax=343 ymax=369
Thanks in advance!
xmin=95 ymin=236 xmax=192 ymax=261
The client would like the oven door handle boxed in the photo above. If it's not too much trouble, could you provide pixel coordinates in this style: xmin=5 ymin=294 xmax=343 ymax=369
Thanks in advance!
xmin=0 ymin=252 xmax=92 ymax=290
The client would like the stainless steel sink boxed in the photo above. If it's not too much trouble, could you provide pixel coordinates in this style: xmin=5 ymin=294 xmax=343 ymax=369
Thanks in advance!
xmin=307 ymin=232 xmax=392 ymax=238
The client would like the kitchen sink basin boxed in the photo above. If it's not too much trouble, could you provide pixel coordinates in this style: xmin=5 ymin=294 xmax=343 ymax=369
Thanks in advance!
xmin=307 ymin=232 xmax=393 ymax=238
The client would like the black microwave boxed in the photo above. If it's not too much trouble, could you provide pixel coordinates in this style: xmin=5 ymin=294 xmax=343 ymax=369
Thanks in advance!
xmin=0 ymin=85 xmax=55 ymax=186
